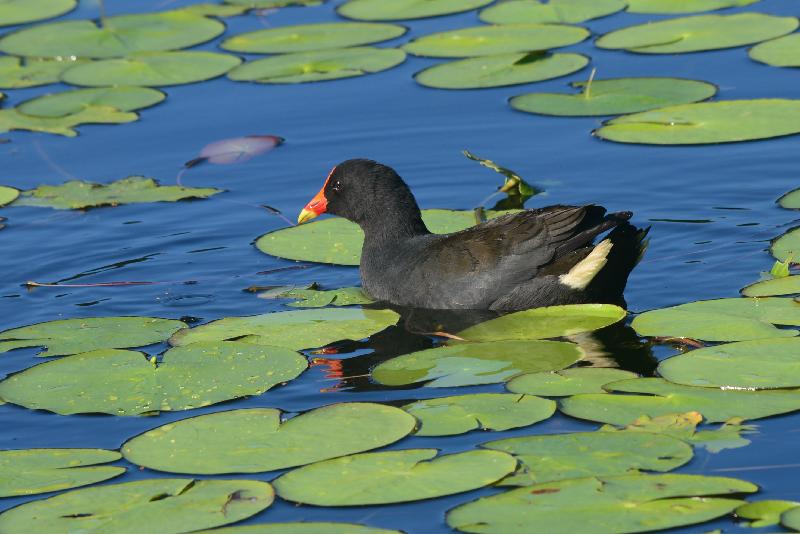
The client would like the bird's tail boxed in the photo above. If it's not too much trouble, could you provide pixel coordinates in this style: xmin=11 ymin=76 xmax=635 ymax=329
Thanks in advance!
xmin=586 ymin=223 xmax=650 ymax=305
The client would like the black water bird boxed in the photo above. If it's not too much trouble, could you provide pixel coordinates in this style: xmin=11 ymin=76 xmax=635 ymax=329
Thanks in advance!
xmin=298 ymin=159 xmax=648 ymax=311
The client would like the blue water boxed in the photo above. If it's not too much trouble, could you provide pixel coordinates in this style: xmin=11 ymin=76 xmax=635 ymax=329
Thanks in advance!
xmin=1 ymin=0 xmax=800 ymax=531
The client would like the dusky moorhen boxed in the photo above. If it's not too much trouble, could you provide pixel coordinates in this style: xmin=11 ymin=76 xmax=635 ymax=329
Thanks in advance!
xmin=298 ymin=159 xmax=648 ymax=311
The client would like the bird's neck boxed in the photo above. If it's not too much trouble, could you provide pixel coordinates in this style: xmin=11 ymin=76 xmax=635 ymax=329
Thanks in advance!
xmin=359 ymin=203 xmax=430 ymax=246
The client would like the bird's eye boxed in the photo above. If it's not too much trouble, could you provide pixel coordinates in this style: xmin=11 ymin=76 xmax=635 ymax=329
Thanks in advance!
xmin=331 ymin=180 xmax=342 ymax=192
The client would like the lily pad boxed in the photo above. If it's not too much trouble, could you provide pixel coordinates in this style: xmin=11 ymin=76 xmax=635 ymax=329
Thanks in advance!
xmin=506 ymin=368 xmax=638 ymax=396
xmin=597 ymin=99 xmax=800 ymax=145
xmin=192 ymin=135 xmax=284 ymax=165
xmin=626 ymin=0 xmax=759 ymax=13
xmin=0 ymin=57 xmax=87 ymax=89
xmin=170 ymin=308 xmax=399 ymax=351
xmin=779 ymin=188 xmax=800 ymax=209
xmin=0 ymin=316 xmax=186 ymax=357
xmin=403 ymin=24 xmax=590 ymax=58
xmin=484 ymin=431 xmax=693 ymax=486
xmin=0 ymin=449 xmax=123 ymax=497
xmin=748 ymin=33 xmax=800 ymax=67
xmin=560 ymin=377 xmax=800 ymax=424
xmin=338 ymin=0 xmax=493 ymax=20
xmin=179 ymin=3 xmax=249 ymax=17
xmin=228 ymin=47 xmax=406 ymax=84
xmin=18 ymin=87 xmax=165 ymax=118
xmin=0 ymin=479 xmax=274 ymax=534
xmin=61 ymin=51 xmax=241 ymax=87
xmin=0 ymin=0 xmax=76 ymax=26
xmin=0 ymin=186 xmax=19 ymax=207
xmin=372 ymin=340 xmax=582 ymax=387
xmin=631 ymin=297 xmax=800 ymax=341
xmin=511 ymin=77 xmax=717 ymax=116
xmin=457 ymin=304 xmax=626 ymax=342
xmin=603 ymin=412 xmax=755 ymax=453
xmin=14 ymin=177 xmax=221 ymax=210
xmin=414 ymin=52 xmax=588 ymax=90
xmin=260 ymin=286 xmax=374 ymax=307
xmin=658 ymin=338 xmax=800 ymax=389
xmin=447 ymin=474 xmax=757 ymax=534
xmin=782 ymin=506 xmax=800 ymax=530
xmin=221 ymin=22 xmax=406 ymax=53
xmin=403 ymin=393 xmax=556 ymax=436
xmin=741 ymin=275 xmax=800 ymax=297
xmin=122 ymin=403 xmax=416 ymax=474
xmin=0 ymin=106 xmax=137 ymax=137
xmin=596 ymin=14 xmax=797 ymax=54
xmin=772 ymin=227 xmax=800 ymax=262
xmin=0 ymin=341 xmax=307 ymax=416
xmin=480 ymin=0 xmax=626 ymax=24
xmin=256 ymin=209 xmax=515 ymax=265
xmin=274 ymin=449 xmax=517 ymax=506
xmin=197 ymin=524 xmax=401 ymax=534
xmin=0 ymin=11 xmax=226 ymax=59
xmin=736 ymin=500 xmax=798 ymax=527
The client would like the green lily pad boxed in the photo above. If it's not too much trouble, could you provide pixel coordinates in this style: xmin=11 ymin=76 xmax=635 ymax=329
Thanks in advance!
xmin=626 ymin=0 xmax=759 ymax=13
xmin=0 ymin=316 xmax=186 ymax=357
xmin=480 ymin=0 xmax=626 ymax=24
xmin=170 ymin=308 xmax=399 ymax=351
xmin=741 ymin=275 xmax=800 ymax=297
xmin=506 ymin=368 xmax=638 ymax=396
xmin=596 ymin=13 xmax=797 ymax=54
xmin=337 ymin=0 xmax=493 ymax=21
xmin=736 ymin=500 xmax=799 ymax=527
xmin=403 ymin=393 xmax=556 ymax=436
xmin=403 ymin=24 xmax=590 ymax=58
xmin=605 ymin=412 xmax=754 ymax=453
xmin=61 ymin=51 xmax=241 ymax=87
xmin=256 ymin=209 xmax=515 ymax=265
xmin=784 ymin=507 xmax=800 ymax=530
xmin=0 ymin=479 xmax=274 ymax=534
xmin=0 ymin=11 xmax=225 ymax=59
xmin=457 ymin=304 xmax=626 ymax=342
xmin=0 ymin=57 xmax=87 ymax=89
xmin=484 ymin=431 xmax=693 ymax=486
xmin=0 ymin=186 xmax=19 ymax=207
xmin=197 ymin=524 xmax=401 ymax=534
xmin=14 ymin=177 xmax=222 ymax=210
xmin=228 ymin=47 xmax=406 ymax=84
xmin=0 ymin=449 xmax=123 ymax=497
xmin=0 ymin=0 xmax=76 ymax=26
xmin=122 ymin=403 xmax=416 ymax=474
xmin=0 ymin=341 xmax=307 ymax=416
xmin=779 ymin=187 xmax=800 ymax=209
xmin=372 ymin=340 xmax=582 ymax=387
xmin=274 ymin=449 xmax=517 ymax=506
xmin=631 ymin=297 xmax=800 ymax=341
xmin=511 ymin=77 xmax=717 ymax=116
xmin=772 ymin=227 xmax=800 ymax=262
xmin=224 ymin=0 xmax=324 ymax=7
xmin=415 ymin=52 xmax=588 ymax=90
xmin=260 ymin=286 xmax=374 ymax=307
xmin=749 ymin=32 xmax=800 ymax=67
xmin=446 ymin=474 xmax=757 ymax=534
xmin=560 ymin=377 xmax=800 ymax=424
xmin=597 ymin=99 xmax=800 ymax=145
xmin=18 ymin=87 xmax=165 ymax=118
xmin=0 ymin=106 xmax=137 ymax=137
xmin=221 ymin=22 xmax=406 ymax=53
xmin=658 ymin=338 xmax=800 ymax=389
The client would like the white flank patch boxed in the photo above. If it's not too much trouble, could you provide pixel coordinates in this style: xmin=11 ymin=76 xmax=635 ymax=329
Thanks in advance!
xmin=559 ymin=239 xmax=613 ymax=290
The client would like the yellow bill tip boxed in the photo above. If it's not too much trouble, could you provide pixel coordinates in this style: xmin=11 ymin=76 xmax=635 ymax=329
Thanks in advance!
xmin=297 ymin=208 xmax=319 ymax=225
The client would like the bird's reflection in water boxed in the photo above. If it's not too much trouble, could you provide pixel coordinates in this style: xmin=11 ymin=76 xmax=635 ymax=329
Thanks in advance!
xmin=310 ymin=305 xmax=658 ymax=392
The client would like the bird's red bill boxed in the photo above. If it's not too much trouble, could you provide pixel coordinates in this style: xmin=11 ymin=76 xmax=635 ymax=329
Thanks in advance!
xmin=298 ymin=166 xmax=335 ymax=224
